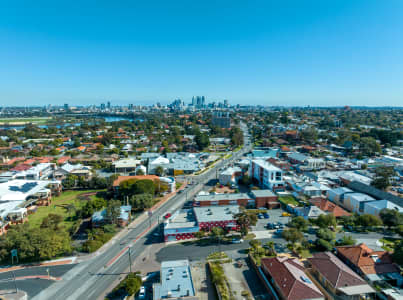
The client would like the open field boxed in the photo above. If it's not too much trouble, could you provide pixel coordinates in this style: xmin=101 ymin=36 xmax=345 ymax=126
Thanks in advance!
xmin=28 ymin=189 xmax=104 ymax=231
xmin=0 ymin=117 xmax=51 ymax=125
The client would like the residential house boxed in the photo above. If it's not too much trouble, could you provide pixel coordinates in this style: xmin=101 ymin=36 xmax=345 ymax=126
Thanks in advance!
xmin=307 ymin=252 xmax=375 ymax=299
xmin=336 ymin=244 xmax=402 ymax=286
xmin=260 ymin=256 xmax=324 ymax=300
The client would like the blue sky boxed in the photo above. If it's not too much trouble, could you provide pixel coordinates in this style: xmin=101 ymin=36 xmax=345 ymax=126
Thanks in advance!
xmin=0 ymin=0 xmax=402 ymax=106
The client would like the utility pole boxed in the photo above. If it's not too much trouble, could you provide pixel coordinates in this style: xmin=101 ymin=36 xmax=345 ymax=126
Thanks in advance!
xmin=128 ymin=247 xmax=132 ymax=273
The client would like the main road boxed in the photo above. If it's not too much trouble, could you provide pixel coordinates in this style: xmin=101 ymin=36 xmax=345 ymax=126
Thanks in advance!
xmin=32 ymin=123 xmax=251 ymax=300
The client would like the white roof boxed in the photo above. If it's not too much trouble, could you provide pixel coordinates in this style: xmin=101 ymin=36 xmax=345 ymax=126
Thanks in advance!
xmin=150 ymin=156 xmax=170 ymax=165
xmin=252 ymin=159 xmax=282 ymax=172
xmin=0 ymin=180 xmax=51 ymax=202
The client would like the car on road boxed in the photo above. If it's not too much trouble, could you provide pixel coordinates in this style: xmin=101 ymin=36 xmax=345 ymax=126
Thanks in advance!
xmin=231 ymin=238 xmax=244 ymax=244
xmin=178 ymin=190 xmax=184 ymax=194
xmin=139 ymin=286 xmax=146 ymax=299
xmin=164 ymin=213 xmax=172 ymax=219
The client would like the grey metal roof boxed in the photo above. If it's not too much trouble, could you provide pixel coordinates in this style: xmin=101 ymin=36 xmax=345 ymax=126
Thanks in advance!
xmin=250 ymin=189 xmax=276 ymax=198
xmin=194 ymin=193 xmax=251 ymax=202
xmin=193 ymin=205 xmax=239 ymax=223
xmin=347 ymin=181 xmax=403 ymax=207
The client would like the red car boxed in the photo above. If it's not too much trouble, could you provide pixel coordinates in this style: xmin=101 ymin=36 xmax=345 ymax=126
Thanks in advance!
xmin=164 ymin=213 xmax=172 ymax=219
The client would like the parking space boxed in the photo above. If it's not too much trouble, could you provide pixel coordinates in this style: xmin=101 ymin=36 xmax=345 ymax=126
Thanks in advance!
xmin=191 ymin=262 xmax=216 ymax=300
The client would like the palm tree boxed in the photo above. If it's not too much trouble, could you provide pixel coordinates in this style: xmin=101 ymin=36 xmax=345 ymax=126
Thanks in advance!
xmin=265 ymin=241 xmax=276 ymax=256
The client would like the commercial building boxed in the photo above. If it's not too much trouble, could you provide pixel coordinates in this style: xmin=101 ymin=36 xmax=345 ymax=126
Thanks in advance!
xmin=153 ymin=260 xmax=197 ymax=300
xmin=112 ymin=158 xmax=141 ymax=173
xmin=307 ymin=252 xmax=375 ymax=299
xmin=363 ymin=200 xmax=403 ymax=217
xmin=164 ymin=209 xmax=199 ymax=242
xmin=193 ymin=190 xmax=279 ymax=209
xmin=193 ymin=205 xmax=239 ymax=231
xmin=343 ymin=193 xmax=376 ymax=214
xmin=250 ymin=159 xmax=285 ymax=191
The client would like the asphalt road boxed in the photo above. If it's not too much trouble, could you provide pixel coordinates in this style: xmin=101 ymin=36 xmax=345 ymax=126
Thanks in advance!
xmin=27 ymin=124 xmax=251 ymax=300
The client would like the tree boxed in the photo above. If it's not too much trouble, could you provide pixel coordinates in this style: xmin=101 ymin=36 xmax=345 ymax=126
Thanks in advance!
xmin=379 ymin=208 xmax=403 ymax=229
xmin=316 ymin=228 xmax=336 ymax=242
xmin=210 ymin=227 xmax=224 ymax=242
xmin=235 ymin=211 xmax=255 ymax=236
xmin=392 ymin=240 xmax=403 ymax=266
xmin=316 ymin=239 xmax=333 ymax=251
xmin=195 ymin=130 xmax=210 ymax=150
xmin=63 ymin=174 xmax=78 ymax=189
xmin=371 ymin=166 xmax=394 ymax=190
xmin=40 ymin=214 xmax=64 ymax=230
xmin=337 ymin=235 xmax=357 ymax=246
xmin=154 ymin=165 xmax=164 ymax=176
xmin=315 ymin=214 xmax=337 ymax=229
xmin=289 ymin=216 xmax=309 ymax=232
xmin=282 ymin=228 xmax=303 ymax=244
xmin=359 ymin=137 xmax=381 ymax=156
xmin=356 ymin=214 xmax=382 ymax=228
xmin=106 ymin=200 xmax=121 ymax=225
xmin=264 ymin=241 xmax=276 ymax=256
xmin=130 ymin=193 xmax=153 ymax=211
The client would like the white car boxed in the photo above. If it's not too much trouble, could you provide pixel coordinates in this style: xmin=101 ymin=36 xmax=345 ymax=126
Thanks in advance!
xmin=139 ymin=286 xmax=146 ymax=299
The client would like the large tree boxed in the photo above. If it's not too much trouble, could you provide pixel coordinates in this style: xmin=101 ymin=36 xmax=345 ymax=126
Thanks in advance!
xmin=371 ymin=166 xmax=394 ymax=191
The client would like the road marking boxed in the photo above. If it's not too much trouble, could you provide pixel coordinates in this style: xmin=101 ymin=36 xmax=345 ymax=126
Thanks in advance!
xmin=105 ymin=220 xmax=158 ymax=268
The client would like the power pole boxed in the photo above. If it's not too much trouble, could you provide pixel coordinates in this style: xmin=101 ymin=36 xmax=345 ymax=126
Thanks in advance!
xmin=128 ymin=247 xmax=132 ymax=273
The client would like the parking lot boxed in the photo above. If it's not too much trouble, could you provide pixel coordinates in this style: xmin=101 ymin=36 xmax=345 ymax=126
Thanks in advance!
xmin=251 ymin=208 xmax=291 ymax=232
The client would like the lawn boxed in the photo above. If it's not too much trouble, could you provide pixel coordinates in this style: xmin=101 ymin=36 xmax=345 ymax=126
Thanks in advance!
xmin=278 ymin=195 xmax=300 ymax=206
xmin=379 ymin=237 xmax=398 ymax=252
xmin=0 ymin=117 xmax=51 ymax=125
xmin=28 ymin=189 xmax=104 ymax=231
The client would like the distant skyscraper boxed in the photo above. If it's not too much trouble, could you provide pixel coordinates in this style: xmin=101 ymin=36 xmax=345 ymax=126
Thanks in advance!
xmin=101 ymin=103 xmax=106 ymax=110
xmin=64 ymin=103 xmax=69 ymax=110
xmin=107 ymin=101 xmax=111 ymax=109
xmin=224 ymin=99 xmax=228 ymax=107
xmin=192 ymin=96 xmax=196 ymax=106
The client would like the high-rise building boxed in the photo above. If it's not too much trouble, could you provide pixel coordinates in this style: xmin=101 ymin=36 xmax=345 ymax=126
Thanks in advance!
xmin=63 ymin=103 xmax=69 ymax=110
xmin=192 ymin=96 xmax=196 ymax=106
xmin=100 ymin=103 xmax=106 ymax=110
xmin=211 ymin=111 xmax=231 ymax=128
xmin=107 ymin=101 xmax=111 ymax=109
xmin=224 ymin=99 xmax=228 ymax=107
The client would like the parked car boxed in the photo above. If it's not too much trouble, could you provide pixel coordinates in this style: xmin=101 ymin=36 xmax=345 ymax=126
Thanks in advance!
xmin=139 ymin=286 xmax=146 ymax=299
xmin=266 ymin=223 xmax=274 ymax=229
xmin=263 ymin=213 xmax=269 ymax=219
xmin=258 ymin=213 xmax=264 ymax=219
xmin=164 ymin=213 xmax=172 ymax=219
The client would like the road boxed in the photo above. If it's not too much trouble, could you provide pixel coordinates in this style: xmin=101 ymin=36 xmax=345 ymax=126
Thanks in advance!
xmin=27 ymin=123 xmax=251 ymax=300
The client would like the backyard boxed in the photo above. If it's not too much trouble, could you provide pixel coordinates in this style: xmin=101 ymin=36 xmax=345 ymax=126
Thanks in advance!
xmin=28 ymin=189 xmax=105 ymax=231
xmin=278 ymin=195 xmax=300 ymax=206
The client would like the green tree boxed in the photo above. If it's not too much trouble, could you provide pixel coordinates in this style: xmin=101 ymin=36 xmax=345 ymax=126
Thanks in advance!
xmin=371 ymin=166 xmax=394 ymax=190
xmin=316 ymin=239 xmax=333 ymax=251
xmin=282 ymin=228 xmax=303 ymax=244
xmin=289 ymin=216 xmax=309 ymax=232
xmin=316 ymin=228 xmax=336 ymax=242
xmin=356 ymin=214 xmax=383 ymax=228
xmin=130 ymin=193 xmax=153 ymax=211
xmin=40 ymin=213 xmax=64 ymax=230
xmin=106 ymin=200 xmax=122 ymax=225
xmin=154 ymin=165 xmax=164 ymax=176
xmin=315 ymin=214 xmax=337 ymax=229
xmin=379 ymin=208 xmax=403 ymax=229
xmin=210 ymin=227 xmax=224 ymax=242
xmin=392 ymin=240 xmax=403 ymax=266
xmin=337 ymin=235 xmax=357 ymax=246
xmin=63 ymin=174 xmax=78 ymax=189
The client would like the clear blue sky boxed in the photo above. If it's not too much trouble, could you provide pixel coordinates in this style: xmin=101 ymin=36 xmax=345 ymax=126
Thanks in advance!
xmin=0 ymin=0 xmax=402 ymax=106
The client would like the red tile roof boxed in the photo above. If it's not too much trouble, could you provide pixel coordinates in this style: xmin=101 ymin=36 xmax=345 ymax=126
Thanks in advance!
xmin=336 ymin=244 xmax=400 ymax=275
xmin=11 ymin=163 xmax=32 ymax=171
xmin=308 ymin=252 xmax=367 ymax=289
xmin=309 ymin=197 xmax=351 ymax=217
xmin=57 ymin=156 xmax=71 ymax=164
xmin=261 ymin=257 xmax=324 ymax=300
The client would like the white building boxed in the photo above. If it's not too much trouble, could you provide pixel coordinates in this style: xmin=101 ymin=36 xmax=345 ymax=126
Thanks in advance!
xmin=219 ymin=167 xmax=242 ymax=186
xmin=250 ymin=160 xmax=284 ymax=190
xmin=364 ymin=200 xmax=403 ymax=217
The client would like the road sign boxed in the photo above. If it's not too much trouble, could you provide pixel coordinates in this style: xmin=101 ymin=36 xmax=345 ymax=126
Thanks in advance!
xmin=11 ymin=249 xmax=17 ymax=257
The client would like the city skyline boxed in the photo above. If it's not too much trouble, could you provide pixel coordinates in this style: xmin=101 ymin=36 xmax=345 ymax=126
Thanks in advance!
xmin=0 ymin=1 xmax=402 ymax=106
